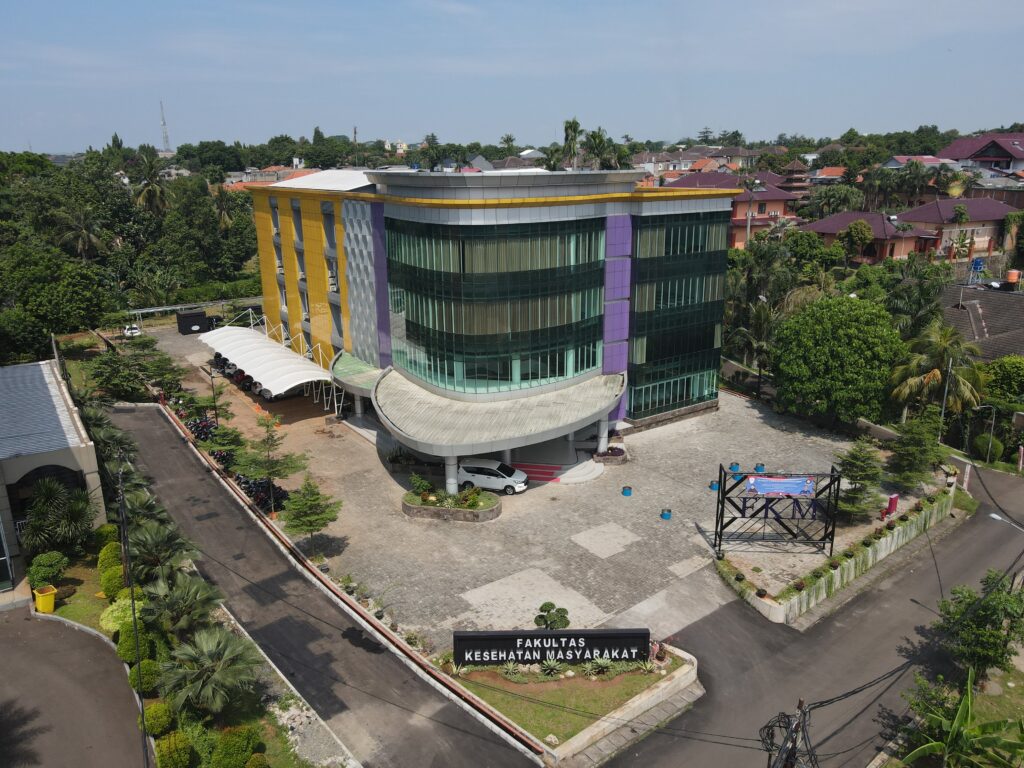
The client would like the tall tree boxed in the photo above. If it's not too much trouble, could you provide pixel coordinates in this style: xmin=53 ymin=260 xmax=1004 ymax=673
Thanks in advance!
xmin=736 ymin=301 xmax=779 ymax=398
xmin=582 ymin=127 xmax=613 ymax=170
xmin=57 ymin=206 xmax=105 ymax=261
xmin=135 ymin=154 xmax=169 ymax=216
xmin=891 ymin=321 xmax=983 ymax=418
xmin=837 ymin=219 xmax=874 ymax=266
xmin=281 ymin=474 xmax=341 ymax=557
xmin=232 ymin=414 xmax=307 ymax=514
xmin=935 ymin=570 xmax=1024 ymax=676
xmin=540 ymin=144 xmax=564 ymax=171
xmin=499 ymin=133 xmax=516 ymax=154
xmin=836 ymin=438 xmax=883 ymax=521
xmin=563 ymin=118 xmax=582 ymax=170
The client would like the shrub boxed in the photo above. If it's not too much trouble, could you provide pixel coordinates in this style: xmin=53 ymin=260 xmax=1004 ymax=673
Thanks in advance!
xmin=501 ymin=660 xmax=522 ymax=681
xmin=210 ymin=725 xmax=261 ymax=768
xmin=793 ymin=579 xmax=806 ymax=592
xmin=245 ymin=755 xmax=270 ymax=768
xmin=591 ymin=657 xmax=612 ymax=675
xmin=541 ymin=659 xmax=563 ymax=677
xmin=862 ymin=537 xmax=874 ymax=548
xmin=116 ymin=586 xmax=145 ymax=602
xmin=100 ymin=598 xmax=145 ymax=634
xmin=409 ymin=473 xmax=432 ymax=495
xmin=27 ymin=551 xmax=70 ymax=589
xmin=94 ymin=523 xmax=120 ymax=547
xmin=128 ymin=659 xmax=160 ymax=695
xmin=534 ymin=601 xmax=570 ymax=630
xmin=972 ymin=433 xmax=1005 ymax=462
xmin=155 ymin=730 xmax=192 ymax=768
xmin=117 ymin=621 xmax=154 ymax=664
xmin=140 ymin=700 xmax=174 ymax=737
xmin=97 ymin=541 xmax=122 ymax=572
xmin=843 ymin=549 xmax=855 ymax=559
xmin=100 ymin=566 xmax=125 ymax=600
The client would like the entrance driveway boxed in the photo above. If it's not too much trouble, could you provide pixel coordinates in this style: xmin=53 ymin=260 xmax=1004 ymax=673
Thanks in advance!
xmin=0 ymin=609 xmax=145 ymax=768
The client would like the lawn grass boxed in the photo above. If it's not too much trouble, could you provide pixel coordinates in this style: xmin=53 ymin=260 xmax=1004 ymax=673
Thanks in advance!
xmin=953 ymin=486 xmax=980 ymax=514
xmin=974 ymin=665 xmax=1024 ymax=723
xmin=259 ymin=713 xmax=317 ymax=768
xmin=945 ymin=446 xmax=1022 ymax=476
xmin=458 ymin=657 xmax=680 ymax=743
xmin=54 ymin=551 xmax=111 ymax=636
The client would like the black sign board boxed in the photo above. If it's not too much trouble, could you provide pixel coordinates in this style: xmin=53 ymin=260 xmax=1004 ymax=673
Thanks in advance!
xmin=453 ymin=628 xmax=650 ymax=666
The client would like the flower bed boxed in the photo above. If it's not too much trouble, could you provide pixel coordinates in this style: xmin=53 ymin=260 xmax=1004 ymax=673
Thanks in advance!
xmin=401 ymin=491 xmax=501 ymax=522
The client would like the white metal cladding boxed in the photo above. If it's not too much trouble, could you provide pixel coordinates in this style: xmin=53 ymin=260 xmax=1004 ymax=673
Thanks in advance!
xmin=198 ymin=326 xmax=330 ymax=397
xmin=341 ymin=199 xmax=380 ymax=366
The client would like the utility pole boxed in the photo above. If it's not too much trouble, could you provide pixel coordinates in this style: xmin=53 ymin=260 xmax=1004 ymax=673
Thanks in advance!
xmin=353 ymin=125 xmax=358 ymax=145
xmin=762 ymin=698 xmax=817 ymax=768
xmin=938 ymin=356 xmax=953 ymax=444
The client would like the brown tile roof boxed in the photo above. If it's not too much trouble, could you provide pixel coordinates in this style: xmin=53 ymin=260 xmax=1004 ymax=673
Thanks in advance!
xmin=896 ymin=197 xmax=1018 ymax=225
xmin=939 ymin=132 xmax=1024 ymax=161
xmin=942 ymin=284 xmax=1024 ymax=361
xmin=783 ymin=159 xmax=809 ymax=171
xmin=799 ymin=211 xmax=934 ymax=239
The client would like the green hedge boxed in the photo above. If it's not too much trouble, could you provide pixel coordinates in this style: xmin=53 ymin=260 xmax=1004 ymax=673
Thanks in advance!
xmin=97 ymin=541 xmax=122 ymax=572
xmin=128 ymin=659 xmax=161 ymax=695
xmin=210 ymin=725 xmax=261 ymax=768
xmin=155 ymin=730 xmax=192 ymax=768
xmin=27 ymin=551 xmax=69 ymax=589
xmin=117 ymin=620 xmax=153 ymax=664
xmin=140 ymin=700 xmax=174 ymax=737
xmin=94 ymin=523 xmax=119 ymax=547
xmin=100 ymin=566 xmax=125 ymax=600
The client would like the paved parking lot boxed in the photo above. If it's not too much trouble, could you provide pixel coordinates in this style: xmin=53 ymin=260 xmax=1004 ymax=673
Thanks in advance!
xmin=153 ymin=326 xmax=849 ymax=650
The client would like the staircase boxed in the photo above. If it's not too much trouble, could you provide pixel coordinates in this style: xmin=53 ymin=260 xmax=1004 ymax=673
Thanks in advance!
xmin=513 ymin=462 xmax=564 ymax=484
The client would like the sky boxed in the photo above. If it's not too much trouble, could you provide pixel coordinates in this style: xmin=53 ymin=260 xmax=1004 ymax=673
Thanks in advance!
xmin=3 ymin=0 xmax=1023 ymax=153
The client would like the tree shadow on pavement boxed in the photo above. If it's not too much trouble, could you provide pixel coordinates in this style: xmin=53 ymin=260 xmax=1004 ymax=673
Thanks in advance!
xmin=296 ymin=533 xmax=349 ymax=560
xmin=0 ymin=699 xmax=49 ymax=767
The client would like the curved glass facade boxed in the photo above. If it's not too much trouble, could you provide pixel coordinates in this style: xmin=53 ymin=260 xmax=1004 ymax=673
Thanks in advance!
xmin=386 ymin=218 xmax=605 ymax=393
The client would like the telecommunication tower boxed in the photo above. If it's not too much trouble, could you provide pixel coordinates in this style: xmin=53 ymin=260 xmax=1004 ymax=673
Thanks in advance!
xmin=160 ymin=101 xmax=171 ymax=154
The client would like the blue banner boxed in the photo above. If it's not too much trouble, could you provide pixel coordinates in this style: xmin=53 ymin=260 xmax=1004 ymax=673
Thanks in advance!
xmin=746 ymin=475 xmax=816 ymax=497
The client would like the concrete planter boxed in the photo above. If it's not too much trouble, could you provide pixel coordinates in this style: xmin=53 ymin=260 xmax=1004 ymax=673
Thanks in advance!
xmin=592 ymin=449 xmax=629 ymax=465
xmin=729 ymin=489 xmax=954 ymax=624
xmin=401 ymin=496 xmax=502 ymax=523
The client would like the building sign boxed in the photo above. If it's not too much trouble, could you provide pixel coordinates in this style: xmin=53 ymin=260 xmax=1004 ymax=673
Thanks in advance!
xmin=453 ymin=629 xmax=650 ymax=666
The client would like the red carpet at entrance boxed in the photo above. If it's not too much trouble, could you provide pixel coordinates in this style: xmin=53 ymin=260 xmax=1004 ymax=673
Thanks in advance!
xmin=513 ymin=462 xmax=563 ymax=483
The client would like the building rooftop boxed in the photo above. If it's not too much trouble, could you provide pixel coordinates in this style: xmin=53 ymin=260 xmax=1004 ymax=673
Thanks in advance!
xmin=799 ymin=211 xmax=934 ymax=240
xmin=939 ymin=132 xmax=1024 ymax=161
xmin=0 ymin=361 xmax=90 ymax=461
xmin=269 ymin=169 xmax=374 ymax=192
xmin=942 ymin=284 xmax=1024 ymax=361
xmin=896 ymin=197 xmax=1018 ymax=225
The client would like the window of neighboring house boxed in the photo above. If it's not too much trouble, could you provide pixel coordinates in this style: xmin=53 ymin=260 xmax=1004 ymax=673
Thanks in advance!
xmin=757 ymin=202 xmax=767 ymax=215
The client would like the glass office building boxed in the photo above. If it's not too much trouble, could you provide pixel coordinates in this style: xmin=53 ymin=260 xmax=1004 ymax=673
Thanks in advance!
xmin=251 ymin=169 xmax=737 ymax=490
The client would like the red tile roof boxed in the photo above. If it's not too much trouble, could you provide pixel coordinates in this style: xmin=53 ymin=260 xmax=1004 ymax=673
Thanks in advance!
xmin=666 ymin=172 xmax=794 ymax=201
xmin=799 ymin=211 xmax=933 ymax=240
xmin=690 ymin=158 xmax=717 ymax=171
xmin=896 ymin=197 xmax=1019 ymax=225
xmin=816 ymin=166 xmax=847 ymax=177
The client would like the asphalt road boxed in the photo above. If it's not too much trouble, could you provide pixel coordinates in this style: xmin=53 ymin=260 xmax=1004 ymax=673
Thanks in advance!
xmin=0 ymin=609 xmax=146 ymax=768
xmin=609 ymin=467 xmax=1024 ymax=767
xmin=111 ymin=405 xmax=531 ymax=768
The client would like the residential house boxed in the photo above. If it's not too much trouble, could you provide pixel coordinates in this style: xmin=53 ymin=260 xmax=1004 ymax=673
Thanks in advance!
xmin=896 ymin=197 xmax=1019 ymax=255
xmin=810 ymin=166 xmax=848 ymax=185
xmin=467 ymin=154 xmax=495 ymax=171
xmin=710 ymin=146 xmax=760 ymax=169
xmin=882 ymin=155 xmax=960 ymax=170
xmin=798 ymin=211 xmax=934 ymax=262
xmin=518 ymin=148 xmax=544 ymax=160
xmin=966 ymin=177 xmax=1024 ymax=210
xmin=666 ymin=172 xmax=798 ymax=248
xmin=938 ymin=133 xmax=1024 ymax=176
xmin=941 ymin=284 xmax=1024 ymax=361
xmin=490 ymin=156 xmax=539 ymax=170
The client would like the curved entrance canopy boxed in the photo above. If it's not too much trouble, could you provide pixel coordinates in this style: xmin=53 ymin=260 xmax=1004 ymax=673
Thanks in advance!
xmin=198 ymin=326 xmax=331 ymax=398
xmin=371 ymin=368 xmax=626 ymax=457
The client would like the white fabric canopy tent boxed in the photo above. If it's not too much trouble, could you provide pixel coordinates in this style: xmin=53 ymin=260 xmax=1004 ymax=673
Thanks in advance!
xmin=198 ymin=326 xmax=330 ymax=398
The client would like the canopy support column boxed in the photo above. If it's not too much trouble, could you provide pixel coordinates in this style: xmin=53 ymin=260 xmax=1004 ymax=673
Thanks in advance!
xmin=444 ymin=456 xmax=458 ymax=495
xmin=597 ymin=417 xmax=609 ymax=454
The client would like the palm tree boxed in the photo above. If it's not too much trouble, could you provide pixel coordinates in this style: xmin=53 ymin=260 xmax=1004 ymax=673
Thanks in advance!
xmin=902 ymin=667 xmax=1024 ymax=766
xmin=91 ymin=425 xmax=137 ymax=465
xmin=20 ymin=478 xmax=97 ymax=554
xmin=540 ymin=144 xmax=564 ymax=172
xmin=142 ymin=572 xmax=222 ymax=640
xmin=499 ymin=133 xmax=516 ymax=153
xmin=582 ymin=127 xmax=613 ymax=170
xmin=160 ymin=627 xmax=261 ymax=715
xmin=128 ymin=520 xmax=197 ymax=583
xmin=886 ymin=256 xmax=952 ymax=339
xmin=212 ymin=186 xmax=233 ymax=233
xmin=57 ymin=206 xmax=105 ymax=261
xmin=891 ymin=321 xmax=984 ymax=420
xmin=123 ymin=491 xmax=171 ymax=525
xmin=563 ymin=118 xmax=582 ymax=170
xmin=736 ymin=301 xmax=779 ymax=398
xmin=135 ymin=154 xmax=169 ymax=216
xmin=900 ymin=159 xmax=931 ymax=206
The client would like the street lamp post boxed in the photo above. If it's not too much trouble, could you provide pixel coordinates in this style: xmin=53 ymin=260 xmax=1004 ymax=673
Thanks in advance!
xmin=202 ymin=366 xmax=219 ymax=427
xmin=975 ymin=404 xmax=997 ymax=464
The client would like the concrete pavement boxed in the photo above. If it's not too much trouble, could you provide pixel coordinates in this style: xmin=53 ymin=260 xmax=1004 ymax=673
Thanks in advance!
xmin=608 ymin=466 xmax=1024 ymax=767
xmin=110 ymin=405 xmax=532 ymax=768
xmin=0 ymin=608 xmax=145 ymax=768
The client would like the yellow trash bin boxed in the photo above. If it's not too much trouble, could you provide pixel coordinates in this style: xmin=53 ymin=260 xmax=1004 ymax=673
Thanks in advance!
xmin=33 ymin=585 xmax=57 ymax=614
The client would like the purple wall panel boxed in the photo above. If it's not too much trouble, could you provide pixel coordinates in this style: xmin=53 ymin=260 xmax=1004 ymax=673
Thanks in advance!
xmin=371 ymin=202 xmax=392 ymax=367
xmin=605 ymin=214 xmax=632 ymax=258
xmin=604 ymin=258 xmax=631 ymax=301
xmin=609 ymin=396 xmax=628 ymax=421
xmin=603 ymin=340 xmax=628 ymax=374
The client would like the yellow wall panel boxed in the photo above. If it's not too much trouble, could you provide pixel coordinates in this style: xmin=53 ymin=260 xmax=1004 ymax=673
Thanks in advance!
xmin=279 ymin=198 xmax=303 ymax=349
xmin=299 ymin=197 xmax=333 ymax=367
xmin=251 ymin=192 xmax=281 ymax=332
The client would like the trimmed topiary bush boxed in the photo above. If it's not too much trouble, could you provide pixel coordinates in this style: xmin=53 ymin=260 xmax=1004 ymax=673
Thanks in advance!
xmin=97 ymin=541 xmax=122 ymax=572
xmin=100 ymin=566 xmax=125 ymax=600
xmin=140 ymin=699 xmax=174 ymax=737
xmin=128 ymin=659 xmax=161 ymax=695
xmin=210 ymin=725 xmax=261 ymax=768
xmin=155 ymin=730 xmax=192 ymax=768
xmin=972 ymin=433 xmax=1005 ymax=463
xmin=94 ymin=523 xmax=119 ymax=548
xmin=27 ymin=551 xmax=70 ymax=589
xmin=245 ymin=754 xmax=270 ymax=768
xmin=116 ymin=586 xmax=144 ymax=602
xmin=100 ymin=597 xmax=145 ymax=634
xmin=117 ymin=621 xmax=153 ymax=664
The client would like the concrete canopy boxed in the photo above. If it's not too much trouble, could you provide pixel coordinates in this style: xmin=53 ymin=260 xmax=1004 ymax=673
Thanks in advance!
xmin=371 ymin=368 xmax=626 ymax=457
xmin=198 ymin=326 xmax=330 ymax=398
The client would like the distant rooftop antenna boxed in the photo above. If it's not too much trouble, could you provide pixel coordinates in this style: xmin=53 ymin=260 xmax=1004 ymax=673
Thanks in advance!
xmin=353 ymin=125 xmax=357 ymax=145
xmin=160 ymin=101 xmax=171 ymax=153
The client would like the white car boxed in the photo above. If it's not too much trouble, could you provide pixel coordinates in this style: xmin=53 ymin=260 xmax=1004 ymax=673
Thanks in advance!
xmin=458 ymin=458 xmax=529 ymax=495
xmin=122 ymin=324 xmax=142 ymax=338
